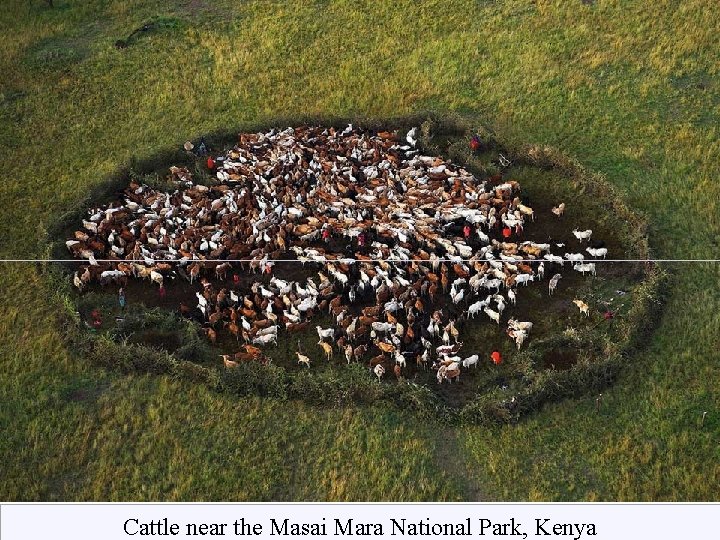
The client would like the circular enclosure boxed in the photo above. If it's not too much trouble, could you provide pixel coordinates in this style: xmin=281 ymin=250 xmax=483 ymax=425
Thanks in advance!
xmin=49 ymin=117 xmax=663 ymax=424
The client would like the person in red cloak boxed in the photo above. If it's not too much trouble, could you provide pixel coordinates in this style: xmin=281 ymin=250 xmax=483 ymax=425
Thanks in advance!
xmin=470 ymin=135 xmax=481 ymax=151
xmin=502 ymin=226 xmax=512 ymax=240
xmin=491 ymin=350 xmax=502 ymax=365
xmin=463 ymin=224 xmax=472 ymax=239
xmin=232 ymin=273 xmax=240 ymax=285
xmin=207 ymin=157 xmax=215 ymax=169
xmin=90 ymin=309 xmax=102 ymax=329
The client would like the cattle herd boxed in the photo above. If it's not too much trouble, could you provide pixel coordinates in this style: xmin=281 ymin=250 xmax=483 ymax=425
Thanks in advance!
xmin=67 ymin=125 xmax=608 ymax=383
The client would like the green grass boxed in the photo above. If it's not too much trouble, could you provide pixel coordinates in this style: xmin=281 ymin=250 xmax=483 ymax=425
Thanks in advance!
xmin=0 ymin=0 xmax=718 ymax=500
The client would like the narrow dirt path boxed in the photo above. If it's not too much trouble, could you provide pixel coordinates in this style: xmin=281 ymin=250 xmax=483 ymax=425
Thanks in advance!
xmin=435 ymin=427 xmax=487 ymax=501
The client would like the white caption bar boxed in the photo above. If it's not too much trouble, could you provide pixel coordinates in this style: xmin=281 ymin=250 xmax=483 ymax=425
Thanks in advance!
xmin=1 ymin=503 xmax=716 ymax=540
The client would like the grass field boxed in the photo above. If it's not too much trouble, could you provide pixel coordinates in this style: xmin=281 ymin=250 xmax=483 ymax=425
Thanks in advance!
xmin=1 ymin=0 xmax=718 ymax=500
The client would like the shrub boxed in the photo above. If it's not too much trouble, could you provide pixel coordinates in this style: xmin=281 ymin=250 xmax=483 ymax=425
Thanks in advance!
xmin=219 ymin=362 xmax=288 ymax=400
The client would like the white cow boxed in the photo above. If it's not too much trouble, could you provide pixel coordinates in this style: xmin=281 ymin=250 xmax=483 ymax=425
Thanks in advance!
xmin=572 ymin=229 xmax=593 ymax=242
xmin=252 ymin=333 xmax=277 ymax=346
xmin=462 ymin=354 xmax=479 ymax=369
xmin=586 ymin=247 xmax=608 ymax=258
xmin=467 ymin=300 xmax=484 ymax=319
xmin=371 ymin=321 xmax=394 ymax=333
xmin=374 ymin=364 xmax=385 ymax=381
xmin=508 ymin=328 xmax=528 ymax=350
xmin=508 ymin=319 xmax=534 ymax=332
xmin=564 ymin=253 xmax=585 ymax=263
xmin=316 ymin=326 xmax=334 ymax=340
xmin=515 ymin=274 xmax=535 ymax=286
xmin=484 ymin=307 xmax=501 ymax=325
xmin=548 ymin=273 xmax=562 ymax=295
xmin=544 ymin=254 xmax=564 ymax=265
xmin=573 ymin=262 xmax=597 ymax=276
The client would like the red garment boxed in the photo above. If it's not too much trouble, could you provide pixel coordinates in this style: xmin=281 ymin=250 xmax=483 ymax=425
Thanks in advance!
xmin=463 ymin=225 xmax=472 ymax=238
xmin=491 ymin=351 xmax=502 ymax=365
xmin=207 ymin=157 xmax=215 ymax=169
xmin=502 ymin=227 xmax=512 ymax=239
xmin=233 ymin=273 xmax=240 ymax=284
xmin=357 ymin=233 xmax=365 ymax=247
xmin=603 ymin=311 xmax=615 ymax=320
xmin=470 ymin=136 xmax=481 ymax=151
xmin=322 ymin=229 xmax=330 ymax=239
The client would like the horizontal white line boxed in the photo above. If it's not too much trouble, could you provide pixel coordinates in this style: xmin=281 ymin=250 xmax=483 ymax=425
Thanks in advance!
xmin=0 ymin=259 xmax=716 ymax=264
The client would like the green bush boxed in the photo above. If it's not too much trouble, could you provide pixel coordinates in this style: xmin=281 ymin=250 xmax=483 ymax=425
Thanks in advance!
xmin=391 ymin=381 xmax=447 ymax=420
xmin=219 ymin=362 xmax=288 ymax=400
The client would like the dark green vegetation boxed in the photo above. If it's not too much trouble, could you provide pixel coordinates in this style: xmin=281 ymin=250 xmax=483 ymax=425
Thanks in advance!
xmin=1 ymin=0 xmax=718 ymax=500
